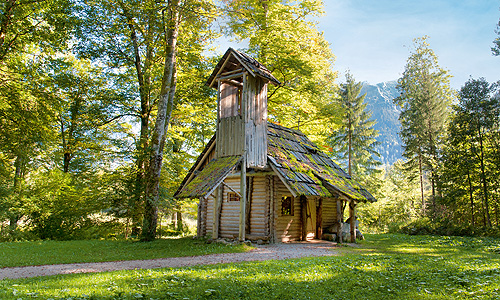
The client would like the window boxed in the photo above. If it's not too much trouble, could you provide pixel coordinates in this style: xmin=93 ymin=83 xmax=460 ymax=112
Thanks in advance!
xmin=228 ymin=192 xmax=240 ymax=202
xmin=281 ymin=196 xmax=294 ymax=216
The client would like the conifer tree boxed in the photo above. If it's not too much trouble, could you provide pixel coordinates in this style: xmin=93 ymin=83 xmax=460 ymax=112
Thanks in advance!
xmin=493 ymin=15 xmax=500 ymax=56
xmin=328 ymin=72 xmax=381 ymax=179
xmin=394 ymin=36 xmax=454 ymax=216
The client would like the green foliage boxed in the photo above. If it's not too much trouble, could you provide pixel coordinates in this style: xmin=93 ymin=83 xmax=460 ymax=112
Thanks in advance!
xmin=493 ymin=16 xmax=500 ymax=56
xmin=0 ymin=237 xmax=250 ymax=268
xmin=328 ymin=71 xmax=381 ymax=180
xmin=223 ymin=0 xmax=339 ymax=147
xmin=2 ymin=234 xmax=500 ymax=299
xmin=357 ymin=160 xmax=422 ymax=233
xmin=395 ymin=36 xmax=454 ymax=216
xmin=439 ymin=77 xmax=500 ymax=228
xmin=0 ymin=0 xmax=73 ymax=61
xmin=399 ymin=218 xmax=500 ymax=238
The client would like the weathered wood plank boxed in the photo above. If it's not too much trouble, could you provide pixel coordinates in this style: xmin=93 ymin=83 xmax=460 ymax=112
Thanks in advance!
xmin=337 ymin=199 xmax=343 ymax=243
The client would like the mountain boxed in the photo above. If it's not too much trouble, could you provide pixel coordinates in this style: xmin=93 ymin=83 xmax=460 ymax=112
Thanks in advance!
xmin=361 ymin=81 xmax=402 ymax=166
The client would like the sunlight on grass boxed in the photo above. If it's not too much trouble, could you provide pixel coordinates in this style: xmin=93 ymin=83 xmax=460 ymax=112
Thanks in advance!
xmin=2 ymin=234 xmax=500 ymax=299
xmin=0 ymin=237 xmax=251 ymax=268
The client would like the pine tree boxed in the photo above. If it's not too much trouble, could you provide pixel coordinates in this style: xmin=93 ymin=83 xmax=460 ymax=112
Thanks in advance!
xmin=328 ymin=72 xmax=381 ymax=179
xmin=493 ymin=14 xmax=500 ymax=56
xmin=394 ymin=36 xmax=454 ymax=217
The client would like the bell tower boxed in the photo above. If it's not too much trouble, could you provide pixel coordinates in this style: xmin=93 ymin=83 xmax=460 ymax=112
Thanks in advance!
xmin=207 ymin=48 xmax=280 ymax=169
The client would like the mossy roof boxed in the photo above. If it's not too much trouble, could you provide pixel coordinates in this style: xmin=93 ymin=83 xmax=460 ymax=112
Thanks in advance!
xmin=174 ymin=123 xmax=375 ymax=203
xmin=267 ymin=123 xmax=375 ymax=202
xmin=175 ymin=155 xmax=242 ymax=199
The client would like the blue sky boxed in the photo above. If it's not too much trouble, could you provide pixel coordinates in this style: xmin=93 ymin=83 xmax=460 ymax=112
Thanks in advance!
xmin=321 ymin=0 xmax=500 ymax=89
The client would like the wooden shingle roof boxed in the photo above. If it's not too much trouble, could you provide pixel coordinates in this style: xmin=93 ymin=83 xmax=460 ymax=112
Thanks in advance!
xmin=175 ymin=155 xmax=242 ymax=199
xmin=206 ymin=48 xmax=280 ymax=89
xmin=175 ymin=123 xmax=376 ymax=203
xmin=267 ymin=123 xmax=376 ymax=202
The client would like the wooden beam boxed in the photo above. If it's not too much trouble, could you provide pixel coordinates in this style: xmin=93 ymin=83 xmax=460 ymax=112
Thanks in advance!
xmin=268 ymin=163 xmax=298 ymax=198
xmin=269 ymin=175 xmax=276 ymax=243
xmin=197 ymin=197 xmax=203 ymax=238
xmin=212 ymin=186 xmax=223 ymax=239
xmin=350 ymin=200 xmax=356 ymax=243
xmin=216 ymin=79 xmax=221 ymax=158
xmin=316 ymin=198 xmax=323 ymax=239
xmin=225 ymin=171 xmax=274 ymax=179
xmin=221 ymin=181 xmax=241 ymax=197
xmin=218 ymin=72 xmax=246 ymax=81
xmin=220 ymin=68 xmax=245 ymax=76
xmin=239 ymin=156 xmax=247 ymax=241
xmin=301 ymin=196 xmax=307 ymax=241
xmin=336 ymin=199 xmax=342 ymax=243
xmin=245 ymin=177 xmax=253 ymax=234
xmin=221 ymin=79 xmax=243 ymax=88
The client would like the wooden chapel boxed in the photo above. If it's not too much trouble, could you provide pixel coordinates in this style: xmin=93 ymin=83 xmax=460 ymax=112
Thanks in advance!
xmin=174 ymin=48 xmax=375 ymax=243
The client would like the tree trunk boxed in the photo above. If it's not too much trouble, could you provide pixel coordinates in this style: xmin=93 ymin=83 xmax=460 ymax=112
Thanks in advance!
xmin=478 ymin=130 xmax=492 ymax=227
xmin=121 ymin=2 xmax=153 ymax=237
xmin=348 ymin=114 xmax=352 ymax=177
xmin=141 ymin=0 xmax=180 ymax=241
xmin=418 ymin=151 xmax=425 ymax=216
xmin=467 ymin=169 xmax=474 ymax=227
xmin=9 ymin=154 xmax=24 ymax=231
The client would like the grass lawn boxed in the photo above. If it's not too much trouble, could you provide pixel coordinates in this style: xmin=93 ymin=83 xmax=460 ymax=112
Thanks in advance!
xmin=0 ymin=237 xmax=250 ymax=268
xmin=2 ymin=234 xmax=500 ymax=299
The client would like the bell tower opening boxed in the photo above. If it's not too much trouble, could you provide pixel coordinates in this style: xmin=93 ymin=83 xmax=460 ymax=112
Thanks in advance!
xmin=206 ymin=48 xmax=280 ymax=169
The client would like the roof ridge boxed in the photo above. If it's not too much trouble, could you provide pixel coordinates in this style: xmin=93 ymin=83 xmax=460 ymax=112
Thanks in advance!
xmin=267 ymin=121 xmax=306 ymax=137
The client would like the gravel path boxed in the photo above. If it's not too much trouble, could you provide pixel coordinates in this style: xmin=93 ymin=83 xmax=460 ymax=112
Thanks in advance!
xmin=0 ymin=241 xmax=338 ymax=280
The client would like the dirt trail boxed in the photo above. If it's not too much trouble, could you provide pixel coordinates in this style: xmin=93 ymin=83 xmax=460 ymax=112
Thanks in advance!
xmin=0 ymin=241 xmax=338 ymax=280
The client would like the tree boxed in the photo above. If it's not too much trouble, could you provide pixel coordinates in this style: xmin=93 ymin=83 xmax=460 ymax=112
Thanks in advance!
xmin=444 ymin=78 xmax=500 ymax=227
xmin=222 ymin=0 xmax=338 ymax=145
xmin=77 ymin=0 xmax=217 ymax=239
xmin=0 ymin=0 xmax=72 ymax=62
xmin=493 ymin=15 xmax=500 ymax=56
xmin=394 ymin=36 xmax=454 ymax=216
xmin=43 ymin=54 xmax=130 ymax=174
xmin=328 ymin=72 xmax=381 ymax=179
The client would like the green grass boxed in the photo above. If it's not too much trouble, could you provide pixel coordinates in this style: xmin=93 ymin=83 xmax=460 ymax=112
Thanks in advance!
xmin=0 ymin=237 xmax=250 ymax=268
xmin=2 ymin=234 xmax=500 ymax=299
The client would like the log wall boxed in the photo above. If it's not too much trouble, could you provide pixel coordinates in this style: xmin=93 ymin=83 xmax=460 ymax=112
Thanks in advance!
xmin=249 ymin=176 xmax=267 ymax=237
xmin=321 ymin=197 xmax=338 ymax=231
xmin=274 ymin=176 xmax=302 ymax=242
xmin=219 ymin=177 xmax=241 ymax=238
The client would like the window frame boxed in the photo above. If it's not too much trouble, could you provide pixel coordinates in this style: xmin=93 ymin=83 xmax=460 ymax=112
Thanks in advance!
xmin=228 ymin=192 xmax=240 ymax=202
xmin=281 ymin=195 xmax=294 ymax=216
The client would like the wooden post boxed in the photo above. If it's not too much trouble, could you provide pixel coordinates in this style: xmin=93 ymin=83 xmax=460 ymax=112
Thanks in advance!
xmin=316 ymin=198 xmax=323 ymax=239
xmin=270 ymin=176 xmax=276 ymax=243
xmin=212 ymin=186 xmax=223 ymax=239
xmin=239 ymin=156 xmax=247 ymax=241
xmin=245 ymin=177 xmax=253 ymax=234
xmin=350 ymin=200 xmax=356 ymax=243
xmin=336 ymin=199 xmax=342 ymax=243
xmin=216 ymin=79 xmax=221 ymax=158
xmin=264 ymin=175 xmax=271 ymax=239
xmin=301 ymin=196 xmax=307 ymax=241
xmin=197 ymin=198 xmax=202 ymax=238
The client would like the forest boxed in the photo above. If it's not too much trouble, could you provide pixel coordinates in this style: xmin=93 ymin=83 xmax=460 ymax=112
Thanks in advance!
xmin=1 ymin=0 xmax=500 ymax=242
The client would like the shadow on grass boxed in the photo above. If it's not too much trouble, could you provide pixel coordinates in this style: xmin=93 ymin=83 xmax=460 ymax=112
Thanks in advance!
xmin=2 ymin=252 xmax=500 ymax=300
xmin=2 ymin=234 xmax=500 ymax=299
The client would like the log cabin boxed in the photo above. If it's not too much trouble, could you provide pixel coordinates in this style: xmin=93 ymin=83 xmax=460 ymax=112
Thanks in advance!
xmin=174 ymin=48 xmax=375 ymax=243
